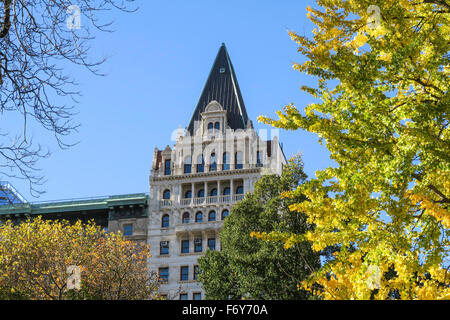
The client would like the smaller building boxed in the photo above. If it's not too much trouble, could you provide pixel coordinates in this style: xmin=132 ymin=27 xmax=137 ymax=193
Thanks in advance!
xmin=0 ymin=190 xmax=149 ymax=244
xmin=0 ymin=181 xmax=27 ymax=206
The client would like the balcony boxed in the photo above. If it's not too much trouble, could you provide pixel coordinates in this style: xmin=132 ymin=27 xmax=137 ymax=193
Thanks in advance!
xmin=175 ymin=220 xmax=222 ymax=234
xmin=160 ymin=195 xmax=244 ymax=210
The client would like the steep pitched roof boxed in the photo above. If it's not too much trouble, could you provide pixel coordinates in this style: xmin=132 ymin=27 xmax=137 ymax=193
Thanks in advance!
xmin=187 ymin=43 xmax=250 ymax=134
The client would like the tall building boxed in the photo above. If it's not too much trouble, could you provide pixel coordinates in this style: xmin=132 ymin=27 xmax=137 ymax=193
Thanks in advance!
xmin=147 ymin=44 xmax=287 ymax=299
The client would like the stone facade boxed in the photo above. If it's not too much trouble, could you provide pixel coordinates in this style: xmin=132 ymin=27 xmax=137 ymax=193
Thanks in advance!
xmin=147 ymin=44 xmax=286 ymax=299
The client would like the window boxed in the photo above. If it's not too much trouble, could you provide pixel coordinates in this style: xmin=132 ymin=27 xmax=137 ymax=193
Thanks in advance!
xmin=193 ymin=292 xmax=202 ymax=300
xmin=197 ymin=189 xmax=204 ymax=198
xmin=210 ymin=153 xmax=217 ymax=171
xmin=256 ymin=151 xmax=262 ymax=167
xmin=210 ymin=188 xmax=217 ymax=197
xmin=235 ymin=151 xmax=243 ymax=169
xmin=184 ymin=190 xmax=192 ymax=199
xmin=181 ymin=240 xmax=189 ymax=254
xmin=163 ymin=189 xmax=171 ymax=200
xmin=223 ymin=152 xmax=230 ymax=170
xmin=159 ymin=267 xmax=169 ymax=282
xmin=182 ymin=212 xmax=190 ymax=224
xmin=194 ymin=238 xmax=202 ymax=252
xmin=160 ymin=241 xmax=169 ymax=255
xmin=161 ymin=214 xmax=170 ymax=228
xmin=194 ymin=265 xmax=200 ymax=281
xmin=195 ymin=212 xmax=203 ymax=223
xmin=180 ymin=293 xmax=188 ymax=300
xmin=184 ymin=156 xmax=192 ymax=174
xmin=223 ymin=187 xmax=230 ymax=196
xmin=208 ymin=211 xmax=216 ymax=222
xmin=236 ymin=186 xmax=244 ymax=195
xmin=214 ymin=122 xmax=220 ymax=131
xmin=180 ymin=266 xmax=189 ymax=281
xmin=207 ymin=122 xmax=214 ymax=133
xmin=222 ymin=209 xmax=229 ymax=220
xmin=208 ymin=238 xmax=216 ymax=251
xmin=123 ymin=224 xmax=133 ymax=236
xmin=164 ymin=159 xmax=171 ymax=175
xmin=196 ymin=155 xmax=204 ymax=173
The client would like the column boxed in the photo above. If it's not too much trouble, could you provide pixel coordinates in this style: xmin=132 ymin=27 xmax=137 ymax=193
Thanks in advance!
xmin=230 ymin=179 xmax=234 ymax=202
xmin=191 ymin=182 xmax=195 ymax=205
xmin=217 ymin=180 xmax=221 ymax=202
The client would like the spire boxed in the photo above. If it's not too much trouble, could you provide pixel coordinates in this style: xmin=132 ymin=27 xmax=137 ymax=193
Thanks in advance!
xmin=187 ymin=43 xmax=249 ymax=134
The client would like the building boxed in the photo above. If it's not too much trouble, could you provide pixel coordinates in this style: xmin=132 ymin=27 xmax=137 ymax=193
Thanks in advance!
xmin=0 ymin=181 xmax=27 ymax=206
xmin=147 ymin=44 xmax=286 ymax=300
xmin=0 ymin=191 xmax=149 ymax=243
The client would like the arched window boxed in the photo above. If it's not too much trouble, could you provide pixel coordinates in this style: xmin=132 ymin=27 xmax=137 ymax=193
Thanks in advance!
xmin=182 ymin=212 xmax=190 ymax=224
xmin=210 ymin=153 xmax=217 ymax=171
xmin=223 ymin=152 xmax=230 ymax=170
xmin=207 ymin=122 xmax=214 ymax=133
xmin=236 ymin=186 xmax=244 ymax=195
xmin=163 ymin=189 xmax=171 ymax=199
xmin=235 ymin=151 xmax=243 ymax=169
xmin=184 ymin=156 xmax=192 ymax=174
xmin=223 ymin=187 xmax=230 ymax=196
xmin=208 ymin=211 xmax=216 ymax=222
xmin=222 ymin=210 xmax=229 ymax=220
xmin=195 ymin=212 xmax=203 ymax=223
xmin=210 ymin=188 xmax=217 ymax=197
xmin=214 ymin=122 xmax=220 ymax=131
xmin=197 ymin=189 xmax=205 ymax=198
xmin=184 ymin=190 xmax=192 ymax=199
xmin=197 ymin=155 xmax=204 ymax=173
xmin=162 ymin=214 xmax=170 ymax=228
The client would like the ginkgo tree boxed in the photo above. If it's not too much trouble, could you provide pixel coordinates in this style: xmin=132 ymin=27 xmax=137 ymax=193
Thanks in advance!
xmin=256 ymin=0 xmax=449 ymax=299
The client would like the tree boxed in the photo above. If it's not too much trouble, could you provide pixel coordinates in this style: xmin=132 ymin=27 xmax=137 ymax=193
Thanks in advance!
xmin=257 ymin=0 xmax=449 ymax=299
xmin=0 ymin=216 xmax=160 ymax=300
xmin=0 ymin=0 xmax=135 ymax=195
xmin=198 ymin=156 xmax=321 ymax=300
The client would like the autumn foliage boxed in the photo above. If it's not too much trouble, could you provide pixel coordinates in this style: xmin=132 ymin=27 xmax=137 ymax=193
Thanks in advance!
xmin=0 ymin=217 xmax=159 ymax=300
xmin=256 ymin=0 xmax=449 ymax=299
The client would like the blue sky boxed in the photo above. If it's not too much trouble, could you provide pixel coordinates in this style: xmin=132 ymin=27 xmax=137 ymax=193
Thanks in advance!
xmin=4 ymin=0 xmax=334 ymax=201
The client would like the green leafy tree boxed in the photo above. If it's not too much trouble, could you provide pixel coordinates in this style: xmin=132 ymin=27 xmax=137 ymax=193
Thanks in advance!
xmin=198 ymin=156 xmax=321 ymax=300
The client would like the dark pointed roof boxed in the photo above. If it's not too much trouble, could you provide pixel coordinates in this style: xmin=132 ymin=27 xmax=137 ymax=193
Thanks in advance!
xmin=187 ymin=43 xmax=249 ymax=134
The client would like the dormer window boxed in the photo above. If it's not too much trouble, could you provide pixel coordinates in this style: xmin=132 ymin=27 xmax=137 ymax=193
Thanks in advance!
xmin=235 ymin=151 xmax=243 ymax=169
xmin=223 ymin=152 xmax=230 ymax=170
xmin=210 ymin=153 xmax=217 ymax=171
xmin=207 ymin=122 xmax=214 ymax=133
xmin=164 ymin=159 xmax=171 ymax=175
xmin=197 ymin=155 xmax=204 ymax=173
xmin=184 ymin=156 xmax=192 ymax=174
xmin=214 ymin=122 xmax=220 ymax=131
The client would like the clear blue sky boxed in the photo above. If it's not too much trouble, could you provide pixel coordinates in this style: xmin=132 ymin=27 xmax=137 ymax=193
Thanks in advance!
xmin=5 ymin=0 xmax=334 ymax=201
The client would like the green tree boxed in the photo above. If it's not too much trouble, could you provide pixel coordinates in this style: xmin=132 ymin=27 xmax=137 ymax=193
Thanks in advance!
xmin=198 ymin=156 xmax=321 ymax=300
xmin=257 ymin=0 xmax=449 ymax=299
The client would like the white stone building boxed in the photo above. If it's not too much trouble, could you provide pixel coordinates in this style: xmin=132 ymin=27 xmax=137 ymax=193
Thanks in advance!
xmin=147 ymin=44 xmax=286 ymax=300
